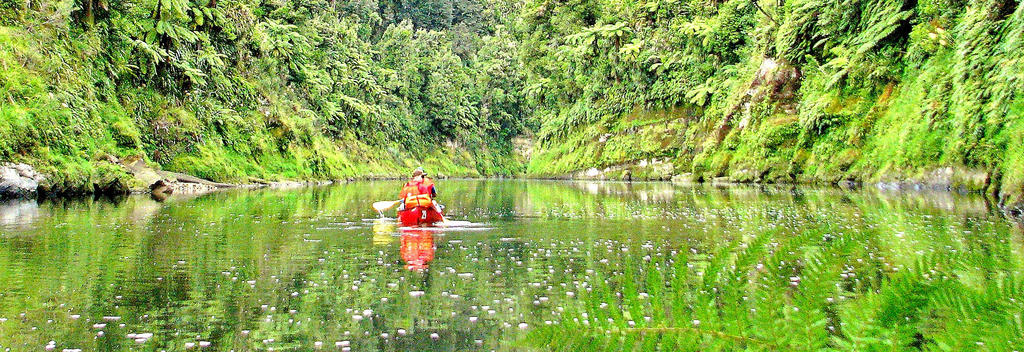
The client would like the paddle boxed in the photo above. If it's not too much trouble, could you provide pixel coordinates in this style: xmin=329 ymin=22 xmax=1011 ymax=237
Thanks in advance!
xmin=435 ymin=204 xmax=448 ymax=225
xmin=373 ymin=200 xmax=401 ymax=213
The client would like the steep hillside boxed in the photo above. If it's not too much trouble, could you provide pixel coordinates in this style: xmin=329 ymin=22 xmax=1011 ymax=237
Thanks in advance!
xmin=519 ymin=0 xmax=1024 ymax=209
xmin=1 ymin=0 xmax=529 ymax=194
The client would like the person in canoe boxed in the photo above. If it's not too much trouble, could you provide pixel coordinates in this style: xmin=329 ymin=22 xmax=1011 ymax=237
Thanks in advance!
xmin=397 ymin=167 xmax=445 ymax=226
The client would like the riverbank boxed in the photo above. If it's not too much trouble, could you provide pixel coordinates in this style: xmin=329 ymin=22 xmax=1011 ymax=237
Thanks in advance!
xmin=5 ymin=160 xmax=1021 ymax=220
xmin=1 ymin=0 xmax=528 ymax=199
xmin=520 ymin=2 xmax=1023 ymax=216
xmin=538 ymin=163 xmax=1022 ymax=217
xmin=0 ymin=153 xmax=508 ymax=200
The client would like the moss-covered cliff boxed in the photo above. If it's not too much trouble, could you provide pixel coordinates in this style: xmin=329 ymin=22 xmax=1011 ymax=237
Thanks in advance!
xmin=520 ymin=0 xmax=1024 ymax=210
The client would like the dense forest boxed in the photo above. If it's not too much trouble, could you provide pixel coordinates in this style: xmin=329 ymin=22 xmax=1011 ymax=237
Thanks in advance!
xmin=2 ymin=0 xmax=1023 ymax=208
xmin=518 ymin=0 xmax=1024 ymax=210
xmin=1 ymin=0 xmax=532 ymax=193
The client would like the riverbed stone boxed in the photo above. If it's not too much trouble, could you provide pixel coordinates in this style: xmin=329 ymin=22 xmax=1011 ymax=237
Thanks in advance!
xmin=729 ymin=168 xmax=760 ymax=183
xmin=0 ymin=163 xmax=46 ymax=199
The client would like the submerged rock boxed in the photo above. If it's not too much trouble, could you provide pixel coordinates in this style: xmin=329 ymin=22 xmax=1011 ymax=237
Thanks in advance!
xmin=0 ymin=163 xmax=45 ymax=199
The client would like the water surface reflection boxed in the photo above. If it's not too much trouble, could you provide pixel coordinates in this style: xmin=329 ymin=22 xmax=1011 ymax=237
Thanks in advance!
xmin=0 ymin=180 xmax=1020 ymax=351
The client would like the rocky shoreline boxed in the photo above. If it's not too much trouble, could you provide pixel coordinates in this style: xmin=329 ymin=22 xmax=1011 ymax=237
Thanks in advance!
xmin=0 ymin=161 xmax=344 ymax=201
xmin=3 ymin=160 xmax=1021 ymax=217
xmin=0 ymin=159 xmax=430 ymax=202
xmin=551 ymin=161 xmax=1022 ymax=217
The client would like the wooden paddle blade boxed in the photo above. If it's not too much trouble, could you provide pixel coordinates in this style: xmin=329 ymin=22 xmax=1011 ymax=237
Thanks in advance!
xmin=373 ymin=200 xmax=401 ymax=212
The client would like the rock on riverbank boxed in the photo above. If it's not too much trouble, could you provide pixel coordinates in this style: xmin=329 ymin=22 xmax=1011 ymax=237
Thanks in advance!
xmin=0 ymin=163 xmax=46 ymax=199
xmin=565 ymin=159 xmax=676 ymax=181
xmin=0 ymin=159 xmax=245 ymax=200
xmin=559 ymin=162 xmax=1023 ymax=216
xmin=0 ymin=158 xmax=344 ymax=200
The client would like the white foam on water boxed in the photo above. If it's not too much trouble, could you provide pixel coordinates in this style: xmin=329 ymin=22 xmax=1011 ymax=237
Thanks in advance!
xmin=398 ymin=220 xmax=492 ymax=232
xmin=437 ymin=220 xmax=479 ymax=227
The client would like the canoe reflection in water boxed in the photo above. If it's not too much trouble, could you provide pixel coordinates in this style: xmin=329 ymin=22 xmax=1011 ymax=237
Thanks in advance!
xmin=400 ymin=229 xmax=435 ymax=271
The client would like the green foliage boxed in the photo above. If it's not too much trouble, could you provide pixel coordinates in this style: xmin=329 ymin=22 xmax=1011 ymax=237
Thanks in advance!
xmin=1 ymin=0 xmax=532 ymax=191
xmin=3 ymin=0 xmax=1023 ymax=206
xmin=522 ymin=0 xmax=1024 ymax=207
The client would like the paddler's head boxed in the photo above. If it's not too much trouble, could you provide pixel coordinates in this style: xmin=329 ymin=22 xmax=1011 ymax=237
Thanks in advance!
xmin=411 ymin=167 xmax=426 ymax=181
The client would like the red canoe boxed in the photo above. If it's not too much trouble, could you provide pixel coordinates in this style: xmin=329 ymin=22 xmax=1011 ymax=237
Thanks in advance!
xmin=397 ymin=205 xmax=444 ymax=227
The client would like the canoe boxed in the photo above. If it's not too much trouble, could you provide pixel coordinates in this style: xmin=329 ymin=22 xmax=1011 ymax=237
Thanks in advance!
xmin=397 ymin=205 xmax=444 ymax=227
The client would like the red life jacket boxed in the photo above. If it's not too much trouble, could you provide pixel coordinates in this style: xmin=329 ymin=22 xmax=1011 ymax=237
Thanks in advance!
xmin=400 ymin=178 xmax=435 ymax=208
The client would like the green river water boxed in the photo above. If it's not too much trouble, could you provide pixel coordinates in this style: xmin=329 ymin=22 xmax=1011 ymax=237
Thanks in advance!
xmin=1 ymin=180 xmax=1022 ymax=351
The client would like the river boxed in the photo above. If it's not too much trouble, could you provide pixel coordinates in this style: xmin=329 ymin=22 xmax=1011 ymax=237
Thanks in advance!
xmin=1 ymin=180 xmax=1021 ymax=351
